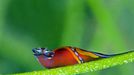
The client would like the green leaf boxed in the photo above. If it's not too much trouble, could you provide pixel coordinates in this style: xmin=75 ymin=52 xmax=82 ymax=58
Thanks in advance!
xmin=13 ymin=51 xmax=134 ymax=75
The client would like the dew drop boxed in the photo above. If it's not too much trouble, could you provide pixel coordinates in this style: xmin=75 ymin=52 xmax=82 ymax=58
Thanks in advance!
xmin=90 ymin=68 xmax=94 ymax=72
xmin=123 ymin=60 xmax=128 ymax=63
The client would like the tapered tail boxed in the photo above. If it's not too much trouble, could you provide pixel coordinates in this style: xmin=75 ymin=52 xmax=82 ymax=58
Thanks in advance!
xmin=93 ymin=50 xmax=134 ymax=58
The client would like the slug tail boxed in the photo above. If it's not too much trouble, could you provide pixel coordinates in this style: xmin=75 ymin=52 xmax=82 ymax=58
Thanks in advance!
xmin=93 ymin=50 xmax=134 ymax=58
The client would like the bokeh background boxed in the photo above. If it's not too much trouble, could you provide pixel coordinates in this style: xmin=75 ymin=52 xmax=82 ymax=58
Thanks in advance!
xmin=0 ymin=0 xmax=134 ymax=75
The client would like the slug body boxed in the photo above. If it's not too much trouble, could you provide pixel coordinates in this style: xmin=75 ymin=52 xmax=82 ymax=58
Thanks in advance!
xmin=32 ymin=46 xmax=121 ymax=68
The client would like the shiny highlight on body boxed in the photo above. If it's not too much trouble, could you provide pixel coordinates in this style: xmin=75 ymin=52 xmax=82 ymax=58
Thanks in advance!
xmin=32 ymin=46 xmax=112 ymax=68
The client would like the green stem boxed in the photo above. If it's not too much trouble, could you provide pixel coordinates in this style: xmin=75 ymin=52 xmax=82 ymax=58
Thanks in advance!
xmin=13 ymin=51 xmax=134 ymax=75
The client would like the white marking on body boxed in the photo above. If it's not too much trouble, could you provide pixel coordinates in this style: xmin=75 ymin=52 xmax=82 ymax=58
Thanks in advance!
xmin=48 ymin=57 xmax=52 ymax=59
xmin=74 ymin=52 xmax=79 ymax=56
xmin=70 ymin=47 xmax=84 ymax=63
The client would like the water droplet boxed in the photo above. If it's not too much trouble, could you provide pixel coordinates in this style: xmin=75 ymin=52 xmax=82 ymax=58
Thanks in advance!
xmin=90 ymin=69 xmax=94 ymax=72
xmin=75 ymin=70 xmax=79 ymax=73
xmin=123 ymin=60 xmax=128 ymax=63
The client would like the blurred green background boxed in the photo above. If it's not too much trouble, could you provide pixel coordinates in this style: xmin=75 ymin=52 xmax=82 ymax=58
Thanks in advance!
xmin=0 ymin=0 xmax=134 ymax=75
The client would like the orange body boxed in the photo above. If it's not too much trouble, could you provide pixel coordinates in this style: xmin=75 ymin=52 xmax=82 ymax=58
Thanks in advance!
xmin=33 ymin=46 xmax=110 ymax=68
xmin=37 ymin=47 xmax=78 ymax=68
